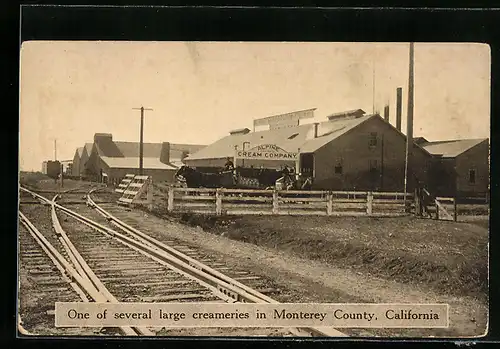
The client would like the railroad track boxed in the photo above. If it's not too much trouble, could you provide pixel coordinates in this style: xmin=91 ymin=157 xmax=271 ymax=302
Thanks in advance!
xmin=19 ymin=186 xmax=347 ymax=337
xmin=19 ymin=186 xmax=148 ymax=336
xmin=18 ymin=216 xmax=96 ymax=336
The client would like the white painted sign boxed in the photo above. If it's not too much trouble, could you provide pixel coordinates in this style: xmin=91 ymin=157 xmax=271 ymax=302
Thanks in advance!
xmin=235 ymin=144 xmax=299 ymax=161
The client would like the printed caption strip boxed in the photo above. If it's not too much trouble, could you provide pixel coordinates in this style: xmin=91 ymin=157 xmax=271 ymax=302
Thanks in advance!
xmin=56 ymin=303 xmax=449 ymax=328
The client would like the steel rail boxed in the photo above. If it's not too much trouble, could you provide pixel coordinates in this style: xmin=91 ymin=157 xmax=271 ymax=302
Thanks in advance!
xmin=50 ymin=194 xmax=152 ymax=336
xmin=22 ymin=186 xmax=347 ymax=337
xmin=19 ymin=188 xmax=145 ymax=336
xmin=87 ymin=191 xmax=348 ymax=338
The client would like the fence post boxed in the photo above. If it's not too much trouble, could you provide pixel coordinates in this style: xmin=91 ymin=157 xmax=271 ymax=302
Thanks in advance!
xmin=453 ymin=197 xmax=458 ymax=222
xmin=272 ymin=189 xmax=279 ymax=214
xmin=167 ymin=186 xmax=174 ymax=212
xmin=216 ymin=188 xmax=222 ymax=216
xmin=146 ymin=179 xmax=153 ymax=211
xmin=435 ymin=201 xmax=439 ymax=220
xmin=414 ymin=188 xmax=421 ymax=216
xmin=366 ymin=191 xmax=373 ymax=215
xmin=327 ymin=191 xmax=333 ymax=216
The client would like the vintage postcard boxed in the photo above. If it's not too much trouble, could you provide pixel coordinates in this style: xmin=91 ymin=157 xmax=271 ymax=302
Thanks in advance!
xmin=18 ymin=41 xmax=490 ymax=338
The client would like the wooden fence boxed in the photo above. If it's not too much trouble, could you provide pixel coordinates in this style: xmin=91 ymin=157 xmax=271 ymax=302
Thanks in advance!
xmin=163 ymin=187 xmax=414 ymax=216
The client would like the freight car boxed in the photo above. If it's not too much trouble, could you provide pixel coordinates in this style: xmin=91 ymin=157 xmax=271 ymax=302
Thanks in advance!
xmin=44 ymin=160 xmax=61 ymax=179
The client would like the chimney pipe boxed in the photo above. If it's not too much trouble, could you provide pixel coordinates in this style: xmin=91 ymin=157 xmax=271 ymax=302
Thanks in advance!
xmin=383 ymin=105 xmax=389 ymax=122
xmin=396 ymin=87 xmax=402 ymax=131
xmin=313 ymin=123 xmax=319 ymax=138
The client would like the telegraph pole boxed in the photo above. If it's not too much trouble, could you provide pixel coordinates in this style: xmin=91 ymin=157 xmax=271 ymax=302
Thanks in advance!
xmin=404 ymin=42 xmax=415 ymax=209
xmin=132 ymin=106 xmax=153 ymax=175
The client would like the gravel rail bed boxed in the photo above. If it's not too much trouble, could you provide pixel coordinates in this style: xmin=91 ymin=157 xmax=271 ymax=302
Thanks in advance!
xmin=79 ymin=203 xmax=288 ymax=301
xmin=18 ymin=223 xmax=98 ymax=336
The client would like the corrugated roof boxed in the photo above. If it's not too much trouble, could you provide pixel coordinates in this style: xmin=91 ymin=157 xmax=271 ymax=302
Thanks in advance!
xmin=420 ymin=139 xmax=487 ymax=158
xmin=100 ymin=156 xmax=177 ymax=170
xmin=185 ymin=114 xmax=374 ymax=160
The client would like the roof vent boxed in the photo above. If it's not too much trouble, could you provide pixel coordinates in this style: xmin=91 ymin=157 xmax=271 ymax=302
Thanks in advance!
xmin=327 ymin=109 xmax=365 ymax=121
xmin=229 ymin=128 xmax=251 ymax=135
xmin=288 ymin=133 xmax=299 ymax=140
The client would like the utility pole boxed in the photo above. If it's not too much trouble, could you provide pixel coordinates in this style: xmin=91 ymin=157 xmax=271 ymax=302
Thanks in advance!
xmin=372 ymin=59 xmax=376 ymax=114
xmin=132 ymin=106 xmax=153 ymax=175
xmin=54 ymin=139 xmax=57 ymax=161
xmin=404 ymin=42 xmax=415 ymax=209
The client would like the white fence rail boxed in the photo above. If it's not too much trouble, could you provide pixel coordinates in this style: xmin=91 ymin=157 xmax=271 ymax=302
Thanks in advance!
xmin=163 ymin=187 xmax=414 ymax=216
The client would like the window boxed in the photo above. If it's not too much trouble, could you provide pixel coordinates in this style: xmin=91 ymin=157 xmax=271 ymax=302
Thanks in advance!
xmin=369 ymin=132 xmax=378 ymax=147
xmin=369 ymin=159 xmax=378 ymax=172
xmin=334 ymin=159 xmax=343 ymax=174
xmin=469 ymin=169 xmax=476 ymax=184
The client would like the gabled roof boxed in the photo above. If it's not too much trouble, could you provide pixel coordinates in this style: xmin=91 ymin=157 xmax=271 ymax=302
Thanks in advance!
xmin=186 ymin=114 xmax=375 ymax=160
xmin=75 ymin=147 xmax=84 ymax=158
xmin=95 ymin=141 xmax=206 ymax=158
xmin=420 ymin=138 xmax=487 ymax=158
xmin=185 ymin=123 xmax=314 ymax=160
xmin=100 ymin=156 xmax=177 ymax=170
xmin=300 ymin=114 xmax=373 ymax=152
xmin=185 ymin=113 xmax=436 ymax=161
xmin=83 ymin=143 xmax=93 ymax=157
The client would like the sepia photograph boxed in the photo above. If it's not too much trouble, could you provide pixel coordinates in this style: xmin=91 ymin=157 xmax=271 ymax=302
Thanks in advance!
xmin=18 ymin=41 xmax=490 ymax=338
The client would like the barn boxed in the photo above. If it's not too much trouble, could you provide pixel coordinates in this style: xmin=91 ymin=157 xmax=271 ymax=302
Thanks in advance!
xmin=185 ymin=109 xmax=434 ymax=192
xmin=79 ymin=143 xmax=94 ymax=178
xmin=71 ymin=147 xmax=84 ymax=177
xmin=82 ymin=133 xmax=205 ymax=184
xmin=420 ymin=138 xmax=490 ymax=198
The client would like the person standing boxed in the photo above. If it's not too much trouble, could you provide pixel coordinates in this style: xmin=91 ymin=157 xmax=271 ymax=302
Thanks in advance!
xmin=224 ymin=157 xmax=234 ymax=171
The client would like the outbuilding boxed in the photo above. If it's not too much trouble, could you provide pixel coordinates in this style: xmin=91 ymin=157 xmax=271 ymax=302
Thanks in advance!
xmin=82 ymin=133 xmax=205 ymax=184
xmin=71 ymin=147 xmax=84 ymax=177
xmin=421 ymin=138 xmax=489 ymax=198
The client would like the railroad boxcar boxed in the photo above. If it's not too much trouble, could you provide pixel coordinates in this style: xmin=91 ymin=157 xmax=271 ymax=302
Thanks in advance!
xmin=46 ymin=160 xmax=61 ymax=179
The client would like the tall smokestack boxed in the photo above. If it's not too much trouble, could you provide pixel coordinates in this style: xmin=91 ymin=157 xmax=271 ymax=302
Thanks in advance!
xmin=396 ymin=87 xmax=402 ymax=131
xmin=54 ymin=139 xmax=57 ymax=161
xmin=404 ymin=43 xmax=415 ymax=201
xmin=383 ymin=104 xmax=389 ymax=122
xmin=160 ymin=142 xmax=171 ymax=164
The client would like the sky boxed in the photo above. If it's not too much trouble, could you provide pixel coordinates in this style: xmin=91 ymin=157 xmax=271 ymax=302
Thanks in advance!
xmin=19 ymin=41 xmax=490 ymax=171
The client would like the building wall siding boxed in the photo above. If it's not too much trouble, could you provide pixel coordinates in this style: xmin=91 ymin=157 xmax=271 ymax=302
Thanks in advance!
xmin=428 ymin=158 xmax=457 ymax=196
xmin=72 ymin=153 xmax=81 ymax=177
xmin=312 ymin=117 xmax=431 ymax=191
xmin=80 ymin=150 xmax=91 ymax=177
xmin=455 ymin=140 xmax=489 ymax=196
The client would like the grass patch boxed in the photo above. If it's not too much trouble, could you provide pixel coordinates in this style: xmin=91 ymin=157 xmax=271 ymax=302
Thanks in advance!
xmin=171 ymin=213 xmax=488 ymax=299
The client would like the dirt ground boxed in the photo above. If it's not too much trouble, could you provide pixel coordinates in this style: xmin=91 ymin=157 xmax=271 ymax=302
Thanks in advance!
xmin=105 ymin=205 xmax=488 ymax=338
xmin=172 ymin=214 xmax=488 ymax=299
xmin=18 ymin=177 xmax=489 ymax=338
